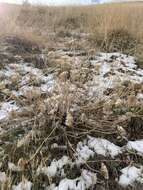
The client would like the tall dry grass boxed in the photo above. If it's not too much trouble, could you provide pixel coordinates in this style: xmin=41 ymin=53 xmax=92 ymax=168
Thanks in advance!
xmin=1 ymin=2 xmax=143 ymax=65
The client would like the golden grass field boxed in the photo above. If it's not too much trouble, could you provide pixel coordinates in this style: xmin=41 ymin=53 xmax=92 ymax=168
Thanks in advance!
xmin=1 ymin=1 xmax=143 ymax=66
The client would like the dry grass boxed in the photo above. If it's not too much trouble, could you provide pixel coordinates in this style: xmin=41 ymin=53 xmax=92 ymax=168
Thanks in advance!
xmin=1 ymin=3 xmax=143 ymax=189
xmin=1 ymin=2 xmax=143 ymax=66
xmin=1 ymin=3 xmax=143 ymax=36
xmin=0 ymin=3 xmax=143 ymax=34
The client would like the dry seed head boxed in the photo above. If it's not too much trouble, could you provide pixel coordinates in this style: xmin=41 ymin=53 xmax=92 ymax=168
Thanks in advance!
xmin=9 ymin=110 xmax=18 ymax=119
xmin=17 ymin=158 xmax=27 ymax=171
xmin=132 ymin=83 xmax=142 ymax=92
xmin=59 ymin=71 xmax=69 ymax=82
xmin=37 ymin=101 xmax=47 ymax=113
xmin=10 ymin=73 xmax=20 ymax=83
xmin=70 ymin=69 xmax=80 ymax=82
xmin=80 ymin=113 xmax=87 ymax=123
xmin=115 ymin=98 xmax=124 ymax=107
xmin=127 ymin=95 xmax=138 ymax=107
xmin=95 ymin=64 xmax=101 ymax=74
xmin=65 ymin=112 xmax=74 ymax=127
xmin=0 ymin=82 xmax=6 ymax=90
xmin=17 ymin=132 xmax=32 ymax=148
xmin=117 ymin=125 xmax=126 ymax=137
xmin=100 ymin=163 xmax=109 ymax=180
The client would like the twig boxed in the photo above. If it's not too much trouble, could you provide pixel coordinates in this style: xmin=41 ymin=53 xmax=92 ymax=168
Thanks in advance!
xmin=28 ymin=125 xmax=57 ymax=162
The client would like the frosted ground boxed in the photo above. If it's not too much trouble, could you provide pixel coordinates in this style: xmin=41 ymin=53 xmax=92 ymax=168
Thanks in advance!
xmin=0 ymin=35 xmax=143 ymax=190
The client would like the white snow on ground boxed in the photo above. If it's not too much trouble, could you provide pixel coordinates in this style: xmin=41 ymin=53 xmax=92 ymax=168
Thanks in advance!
xmin=1 ymin=51 xmax=143 ymax=188
xmin=87 ymin=136 xmax=121 ymax=157
xmin=41 ymin=75 xmax=55 ymax=93
xmin=137 ymin=93 xmax=143 ymax=101
xmin=99 ymin=62 xmax=111 ymax=75
xmin=8 ymin=63 xmax=42 ymax=76
xmin=88 ymin=53 xmax=143 ymax=100
xmin=12 ymin=180 xmax=32 ymax=190
xmin=46 ymin=170 xmax=97 ymax=190
xmin=37 ymin=156 xmax=71 ymax=177
xmin=1 ymin=62 xmax=55 ymax=95
xmin=75 ymin=136 xmax=143 ymax=187
xmin=99 ymin=53 xmax=136 ymax=67
xmin=76 ymin=136 xmax=143 ymax=160
xmin=0 ymin=61 xmax=55 ymax=122
xmin=1 ymin=52 xmax=143 ymax=121
xmin=126 ymin=140 xmax=143 ymax=155
xmin=119 ymin=166 xmax=143 ymax=187
xmin=76 ymin=136 xmax=143 ymax=158
xmin=76 ymin=136 xmax=121 ymax=162
xmin=76 ymin=142 xmax=95 ymax=164
xmin=36 ymin=135 xmax=143 ymax=189
xmin=0 ymin=101 xmax=19 ymax=121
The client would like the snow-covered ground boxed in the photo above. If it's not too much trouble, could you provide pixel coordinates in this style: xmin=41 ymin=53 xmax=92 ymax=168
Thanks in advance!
xmin=1 ymin=135 xmax=143 ymax=189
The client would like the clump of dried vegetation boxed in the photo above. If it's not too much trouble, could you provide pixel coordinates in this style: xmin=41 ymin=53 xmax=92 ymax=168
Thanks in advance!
xmin=0 ymin=2 xmax=143 ymax=190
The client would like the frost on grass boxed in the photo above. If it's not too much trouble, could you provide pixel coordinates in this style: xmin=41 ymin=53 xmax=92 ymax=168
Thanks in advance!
xmin=46 ymin=170 xmax=97 ymax=190
xmin=119 ymin=166 xmax=143 ymax=187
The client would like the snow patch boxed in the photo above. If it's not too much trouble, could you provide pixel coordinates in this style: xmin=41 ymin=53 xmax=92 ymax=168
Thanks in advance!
xmin=88 ymin=136 xmax=121 ymax=158
xmin=37 ymin=156 xmax=71 ymax=177
xmin=126 ymin=140 xmax=143 ymax=155
xmin=0 ymin=101 xmax=19 ymax=121
xmin=119 ymin=166 xmax=143 ymax=187
xmin=76 ymin=142 xmax=94 ymax=164
xmin=88 ymin=53 xmax=143 ymax=100
xmin=137 ymin=93 xmax=143 ymax=100
xmin=46 ymin=170 xmax=97 ymax=190
xmin=99 ymin=63 xmax=111 ymax=75
xmin=12 ymin=180 xmax=32 ymax=190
